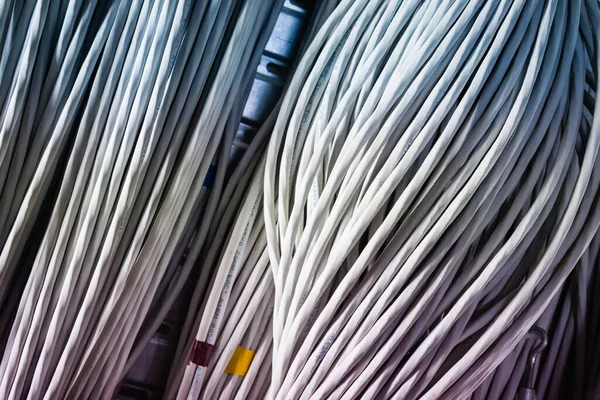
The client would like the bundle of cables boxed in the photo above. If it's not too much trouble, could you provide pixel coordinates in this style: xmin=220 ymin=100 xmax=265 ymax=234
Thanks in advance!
xmin=172 ymin=0 xmax=600 ymax=399
xmin=261 ymin=0 xmax=600 ymax=398
xmin=162 ymin=2 xmax=343 ymax=398
xmin=0 ymin=0 xmax=288 ymax=398
xmin=2 ymin=0 xmax=600 ymax=399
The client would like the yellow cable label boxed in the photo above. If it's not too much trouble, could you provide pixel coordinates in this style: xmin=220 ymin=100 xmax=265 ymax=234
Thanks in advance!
xmin=224 ymin=346 xmax=255 ymax=376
